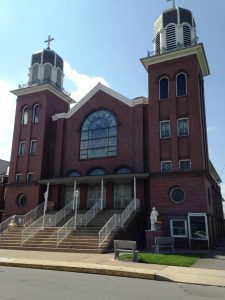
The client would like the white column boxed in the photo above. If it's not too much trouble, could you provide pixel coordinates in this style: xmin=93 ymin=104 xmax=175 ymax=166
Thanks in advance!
xmin=74 ymin=190 xmax=79 ymax=230
xmin=42 ymin=183 xmax=49 ymax=229
xmin=101 ymin=178 xmax=104 ymax=210
xmin=133 ymin=176 xmax=137 ymax=210
xmin=73 ymin=181 xmax=77 ymax=211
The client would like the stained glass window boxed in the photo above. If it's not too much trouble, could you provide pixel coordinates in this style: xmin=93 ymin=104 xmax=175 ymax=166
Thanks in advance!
xmin=80 ymin=110 xmax=117 ymax=160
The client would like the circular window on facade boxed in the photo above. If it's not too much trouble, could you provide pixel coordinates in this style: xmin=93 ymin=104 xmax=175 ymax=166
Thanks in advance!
xmin=170 ymin=187 xmax=186 ymax=203
xmin=16 ymin=194 xmax=27 ymax=208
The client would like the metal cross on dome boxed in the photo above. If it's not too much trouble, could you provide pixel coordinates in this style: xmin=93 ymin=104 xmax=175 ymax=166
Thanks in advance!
xmin=44 ymin=35 xmax=54 ymax=50
xmin=167 ymin=0 xmax=176 ymax=8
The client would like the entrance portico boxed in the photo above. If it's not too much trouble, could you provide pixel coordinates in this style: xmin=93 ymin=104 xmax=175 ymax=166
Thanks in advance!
xmin=39 ymin=173 xmax=148 ymax=211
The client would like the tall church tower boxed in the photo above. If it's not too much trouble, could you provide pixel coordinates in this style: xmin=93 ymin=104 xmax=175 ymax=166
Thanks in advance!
xmin=141 ymin=6 xmax=219 ymax=247
xmin=4 ymin=37 xmax=74 ymax=218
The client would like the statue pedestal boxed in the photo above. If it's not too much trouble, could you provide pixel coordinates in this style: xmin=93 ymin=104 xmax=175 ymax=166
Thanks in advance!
xmin=145 ymin=229 xmax=165 ymax=250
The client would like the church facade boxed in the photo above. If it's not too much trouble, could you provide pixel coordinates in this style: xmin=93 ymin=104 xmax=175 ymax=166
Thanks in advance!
xmin=4 ymin=6 xmax=224 ymax=249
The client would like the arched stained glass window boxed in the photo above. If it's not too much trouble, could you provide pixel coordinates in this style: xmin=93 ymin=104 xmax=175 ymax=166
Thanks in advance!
xmin=115 ymin=167 xmax=132 ymax=174
xmin=80 ymin=109 xmax=117 ymax=160
xmin=159 ymin=77 xmax=169 ymax=100
xmin=44 ymin=63 xmax=52 ymax=82
xmin=67 ymin=170 xmax=81 ymax=177
xmin=89 ymin=168 xmax=106 ymax=176
xmin=32 ymin=104 xmax=40 ymax=123
xmin=21 ymin=106 xmax=29 ymax=125
xmin=176 ymin=73 xmax=187 ymax=96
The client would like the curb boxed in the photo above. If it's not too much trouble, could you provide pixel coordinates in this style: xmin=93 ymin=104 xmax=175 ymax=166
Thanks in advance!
xmin=0 ymin=261 xmax=157 ymax=281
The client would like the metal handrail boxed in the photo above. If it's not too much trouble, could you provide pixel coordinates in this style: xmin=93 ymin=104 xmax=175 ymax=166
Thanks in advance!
xmin=57 ymin=216 xmax=75 ymax=246
xmin=0 ymin=202 xmax=45 ymax=234
xmin=44 ymin=200 xmax=74 ymax=227
xmin=21 ymin=216 xmax=44 ymax=245
xmin=98 ymin=199 xmax=140 ymax=249
xmin=56 ymin=200 xmax=102 ymax=246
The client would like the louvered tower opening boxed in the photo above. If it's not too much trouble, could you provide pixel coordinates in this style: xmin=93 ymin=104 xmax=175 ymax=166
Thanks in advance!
xmin=166 ymin=24 xmax=176 ymax=50
xmin=155 ymin=33 xmax=161 ymax=54
xmin=183 ymin=24 xmax=191 ymax=47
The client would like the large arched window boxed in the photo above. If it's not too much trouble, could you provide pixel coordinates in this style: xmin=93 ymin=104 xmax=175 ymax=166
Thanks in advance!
xmin=176 ymin=73 xmax=187 ymax=96
xmin=44 ymin=63 xmax=52 ymax=82
xmin=21 ymin=106 xmax=29 ymax=125
xmin=80 ymin=109 xmax=117 ymax=160
xmin=166 ymin=24 xmax=176 ymax=51
xmin=32 ymin=104 xmax=40 ymax=123
xmin=31 ymin=64 xmax=38 ymax=83
xmin=159 ymin=77 xmax=169 ymax=100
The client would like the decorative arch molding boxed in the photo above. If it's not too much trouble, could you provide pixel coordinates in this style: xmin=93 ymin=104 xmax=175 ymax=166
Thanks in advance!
xmin=155 ymin=73 xmax=172 ymax=83
xmin=67 ymin=170 xmax=81 ymax=177
xmin=87 ymin=167 xmax=107 ymax=176
xmin=114 ymin=166 xmax=133 ymax=174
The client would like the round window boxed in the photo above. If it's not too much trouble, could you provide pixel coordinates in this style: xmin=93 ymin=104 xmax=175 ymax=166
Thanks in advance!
xmin=170 ymin=187 xmax=186 ymax=203
xmin=16 ymin=194 xmax=27 ymax=208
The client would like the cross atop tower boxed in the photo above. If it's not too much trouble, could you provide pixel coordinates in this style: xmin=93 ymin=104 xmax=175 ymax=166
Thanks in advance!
xmin=167 ymin=0 xmax=176 ymax=8
xmin=44 ymin=35 xmax=54 ymax=50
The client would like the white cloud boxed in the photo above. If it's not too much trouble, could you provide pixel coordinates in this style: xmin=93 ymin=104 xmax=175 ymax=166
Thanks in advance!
xmin=64 ymin=61 xmax=110 ymax=102
xmin=0 ymin=80 xmax=15 ymax=161
xmin=207 ymin=126 xmax=216 ymax=132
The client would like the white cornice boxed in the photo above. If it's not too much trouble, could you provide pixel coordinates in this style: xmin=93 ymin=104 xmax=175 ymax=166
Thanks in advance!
xmin=141 ymin=44 xmax=210 ymax=77
xmin=53 ymin=83 xmax=134 ymax=120
xmin=11 ymin=83 xmax=75 ymax=104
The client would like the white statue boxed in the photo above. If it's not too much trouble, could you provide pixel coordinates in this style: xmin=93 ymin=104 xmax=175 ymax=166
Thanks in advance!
xmin=150 ymin=207 xmax=159 ymax=231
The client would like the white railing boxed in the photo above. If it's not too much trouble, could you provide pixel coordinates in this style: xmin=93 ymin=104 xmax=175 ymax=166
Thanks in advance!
xmin=0 ymin=202 xmax=45 ymax=234
xmin=98 ymin=199 xmax=140 ymax=249
xmin=56 ymin=200 xmax=102 ymax=246
xmin=44 ymin=200 xmax=74 ymax=227
xmin=57 ymin=216 xmax=75 ymax=246
xmin=23 ymin=202 xmax=44 ymax=226
xmin=85 ymin=199 xmax=101 ymax=225
xmin=21 ymin=216 xmax=44 ymax=245
xmin=0 ymin=215 xmax=16 ymax=233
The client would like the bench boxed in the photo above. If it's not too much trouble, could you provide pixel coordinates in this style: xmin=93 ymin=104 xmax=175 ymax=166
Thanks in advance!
xmin=155 ymin=237 xmax=174 ymax=254
xmin=114 ymin=240 xmax=139 ymax=262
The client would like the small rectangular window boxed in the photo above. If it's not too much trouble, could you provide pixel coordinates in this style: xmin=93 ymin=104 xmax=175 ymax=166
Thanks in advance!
xmin=160 ymin=121 xmax=171 ymax=138
xmin=27 ymin=172 xmax=34 ymax=182
xmin=30 ymin=140 xmax=37 ymax=155
xmin=170 ymin=219 xmax=188 ymax=238
xmin=15 ymin=173 xmax=22 ymax=183
xmin=161 ymin=161 xmax=172 ymax=172
xmin=179 ymin=160 xmax=191 ymax=171
xmin=177 ymin=118 xmax=189 ymax=136
xmin=0 ymin=176 xmax=3 ymax=183
xmin=18 ymin=141 xmax=26 ymax=156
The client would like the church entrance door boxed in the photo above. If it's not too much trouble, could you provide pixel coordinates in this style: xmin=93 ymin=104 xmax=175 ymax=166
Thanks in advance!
xmin=65 ymin=186 xmax=80 ymax=208
xmin=87 ymin=184 xmax=106 ymax=209
xmin=114 ymin=182 xmax=132 ymax=209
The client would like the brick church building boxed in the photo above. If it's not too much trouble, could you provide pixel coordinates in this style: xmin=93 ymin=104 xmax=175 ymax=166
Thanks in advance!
xmin=3 ymin=5 xmax=224 ymax=250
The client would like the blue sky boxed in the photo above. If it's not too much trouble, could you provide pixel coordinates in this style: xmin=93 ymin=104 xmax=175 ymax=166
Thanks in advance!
xmin=0 ymin=0 xmax=224 ymax=196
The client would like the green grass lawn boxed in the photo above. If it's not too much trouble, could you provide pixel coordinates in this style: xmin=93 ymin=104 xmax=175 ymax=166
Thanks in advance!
xmin=120 ymin=252 xmax=200 ymax=267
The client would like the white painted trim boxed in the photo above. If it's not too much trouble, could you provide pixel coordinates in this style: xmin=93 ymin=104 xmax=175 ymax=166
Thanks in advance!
xmin=170 ymin=219 xmax=188 ymax=238
xmin=15 ymin=173 xmax=22 ymax=183
xmin=177 ymin=117 xmax=189 ymax=136
xmin=11 ymin=83 xmax=75 ymax=104
xmin=176 ymin=72 xmax=187 ymax=97
xmin=179 ymin=159 xmax=191 ymax=171
xmin=159 ymin=76 xmax=169 ymax=100
xmin=160 ymin=120 xmax=171 ymax=139
xmin=30 ymin=139 xmax=37 ymax=155
xmin=161 ymin=160 xmax=172 ymax=172
xmin=65 ymin=83 xmax=133 ymax=120
xmin=141 ymin=43 xmax=210 ymax=77
xmin=26 ymin=172 xmax=34 ymax=182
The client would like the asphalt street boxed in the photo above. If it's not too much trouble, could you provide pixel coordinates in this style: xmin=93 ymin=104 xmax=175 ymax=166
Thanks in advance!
xmin=0 ymin=266 xmax=225 ymax=300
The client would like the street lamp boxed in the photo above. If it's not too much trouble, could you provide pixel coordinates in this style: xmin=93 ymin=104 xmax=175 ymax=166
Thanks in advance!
xmin=74 ymin=189 xmax=79 ymax=230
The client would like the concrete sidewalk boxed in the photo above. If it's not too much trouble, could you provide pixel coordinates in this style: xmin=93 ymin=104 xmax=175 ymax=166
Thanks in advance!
xmin=0 ymin=249 xmax=225 ymax=287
